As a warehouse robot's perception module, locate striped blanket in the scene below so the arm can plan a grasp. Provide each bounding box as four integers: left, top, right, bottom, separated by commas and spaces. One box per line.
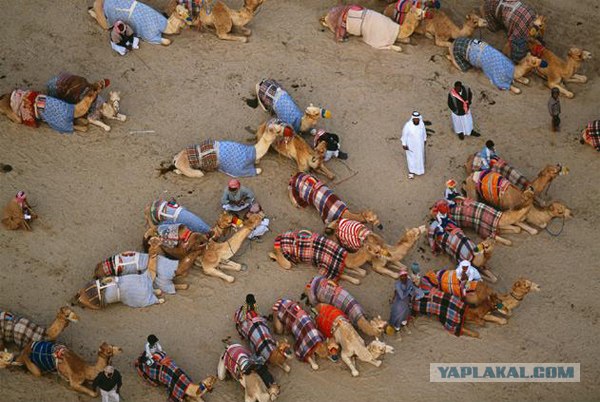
335, 218, 372, 252
0, 311, 46, 349
235, 315, 276, 362
428, 221, 479, 264
306, 276, 365, 325
185, 139, 218, 171
257, 79, 303, 133
315, 304, 347, 338
412, 288, 465, 336
473, 170, 510, 207
104, 0, 167, 44
9, 89, 39, 127
29, 341, 66, 373
272, 299, 324, 361
421, 269, 477, 298
222, 344, 254, 380
36, 95, 75, 133
467, 39, 515, 91
583, 120, 600, 151
157, 224, 182, 248
289, 172, 348, 225
450, 198, 502, 239
471, 154, 530, 190
274, 230, 347, 282
135, 351, 194, 402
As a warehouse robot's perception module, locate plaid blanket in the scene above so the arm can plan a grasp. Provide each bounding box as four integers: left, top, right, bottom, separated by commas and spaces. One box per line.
336, 218, 371, 252
236, 316, 277, 362
135, 352, 193, 402
306, 276, 365, 325
315, 304, 347, 338
467, 39, 515, 90
104, 0, 168, 44
584, 120, 600, 151
185, 139, 217, 171
30, 341, 66, 372
428, 221, 478, 264
222, 344, 254, 380
452, 37, 473, 72
37, 95, 75, 133
272, 299, 324, 361
473, 170, 510, 207
450, 198, 501, 239
483, 0, 537, 61
391, 0, 435, 24
0, 311, 46, 349
274, 230, 347, 282
289, 172, 348, 224
257, 79, 303, 133
412, 288, 465, 336
217, 141, 258, 177
157, 224, 182, 248
471, 154, 529, 190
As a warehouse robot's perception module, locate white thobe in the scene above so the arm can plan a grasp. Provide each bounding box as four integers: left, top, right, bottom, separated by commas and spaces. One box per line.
100, 388, 120, 402
401, 118, 427, 175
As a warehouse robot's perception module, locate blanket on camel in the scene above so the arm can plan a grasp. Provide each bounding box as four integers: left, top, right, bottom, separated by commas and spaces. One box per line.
235, 315, 277, 362
9, 89, 39, 127
306, 276, 365, 325
272, 299, 324, 361
583, 120, 600, 151
473, 170, 511, 207
450, 198, 502, 239
412, 288, 466, 336
471, 153, 529, 190
315, 304, 347, 338
29, 341, 66, 373
346, 8, 400, 50
421, 269, 477, 298
428, 221, 479, 264
257, 79, 303, 133
335, 218, 372, 252
289, 172, 348, 224
104, 0, 167, 44
0, 311, 46, 349
135, 351, 195, 402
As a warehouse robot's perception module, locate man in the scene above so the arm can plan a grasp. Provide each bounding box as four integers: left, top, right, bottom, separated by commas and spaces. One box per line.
444, 179, 461, 206
221, 179, 258, 217
456, 260, 482, 288
548, 87, 561, 132
2, 191, 38, 230
448, 81, 480, 140
387, 267, 424, 335
401, 111, 427, 179
92, 366, 122, 402
311, 128, 348, 161
478, 140, 497, 170
144, 334, 163, 366
109, 21, 139, 56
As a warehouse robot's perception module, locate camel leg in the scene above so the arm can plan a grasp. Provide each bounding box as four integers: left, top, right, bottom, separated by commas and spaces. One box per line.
365, 357, 383, 368
341, 353, 359, 377
317, 164, 336, 180
216, 31, 248, 43
69, 382, 98, 397
370, 262, 401, 279
306, 355, 319, 371
387, 261, 409, 271
73, 122, 89, 132
461, 327, 480, 338
446, 48, 463, 72
89, 0, 109, 30
479, 267, 498, 283
549, 83, 574, 98
340, 274, 361, 285
199, 263, 235, 283
565, 74, 587, 84
434, 37, 453, 48
18, 349, 42, 377
273, 316, 285, 335
174, 152, 205, 178
161, 38, 172, 46
514, 76, 530, 85
509, 85, 522, 94
269, 249, 292, 270
237, 25, 252, 36
493, 235, 512, 246
255, 167, 262, 175
218, 259, 243, 271
108, 113, 127, 122
515, 222, 539, 235
483, 313, 507, 325
287, 186, 299, 208
498, 225, 522, 234
345, 266, 367, 277
174, 283, 189, 290
277, 362, 291, 373
88, 118, 111, 132
217, 354, 227, 380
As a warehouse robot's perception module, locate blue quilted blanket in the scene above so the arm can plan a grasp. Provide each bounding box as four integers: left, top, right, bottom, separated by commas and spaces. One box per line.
30, 341, 61, 372
216, 141, 257, 177
38, 96, 75, 133
104, 0, 167, 44
467, 39, 515, 91
273, 91, 303, 133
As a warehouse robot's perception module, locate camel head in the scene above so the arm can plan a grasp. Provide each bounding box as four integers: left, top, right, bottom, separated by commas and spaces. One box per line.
92, 78, 110, 92
368, 316, 388, 336
98, 342, 123, 362
217, 211, 235, 229
568, 47, 592, 62
360, 210, 383, 230
521, 52, 543, 69
465, 12, 488, 29
305, 104, 330, 122
408, 5, 426, 21
398, 225, 426, 245
367, 339, 394, 359
187, 376, 218, 398
512, 278, 541, 295
275, 339, 293, 360
244, 0, 265, 14
539, 164, 568, 180
58, 306, 79, 323
476, 238, 495, 257
365, 243, 390, 259
529, 15, 546, 38
0, 350, 15, 368
242, 371, 278, 402
313, 342, 330, 359
172, 4, 190, 21
320, 14, 333, 32
547, 202, 573, 219
244, 213, 263, 230
263, 121, 286, 143
148, 236, 163, 250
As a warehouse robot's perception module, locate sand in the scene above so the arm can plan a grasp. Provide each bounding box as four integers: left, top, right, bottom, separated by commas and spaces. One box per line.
0, 0, 599, 401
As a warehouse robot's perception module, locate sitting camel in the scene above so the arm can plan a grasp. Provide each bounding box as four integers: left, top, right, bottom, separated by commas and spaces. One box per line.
525, 201, 573, 230
256, 120, 335, 180
269, 229, 388, 285
581, 121, 600, 152
194, 213, 263, 283
89, 0, 188, 46
136, 351, 217, 402
272, 299, 330, 370
0, 86, 101, 133
322, 4, 424, 52
303, 276, 387, 337
0, 307, 79, 350
288, 172, 382, 227
529, 41, 592, 98
218, 344, 280, 402
314, 304, 394, 377
370, 225, 426, 279
161, 121, 284, 178
447, 38, 543, 94
416, 11, 488, 48
2, 191, 38, 231
0, 350, 16, 368
17, 341, 122, 397
497, 278, 540, 316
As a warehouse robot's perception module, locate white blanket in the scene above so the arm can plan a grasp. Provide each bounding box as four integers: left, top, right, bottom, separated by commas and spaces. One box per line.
347, 9, 400, 49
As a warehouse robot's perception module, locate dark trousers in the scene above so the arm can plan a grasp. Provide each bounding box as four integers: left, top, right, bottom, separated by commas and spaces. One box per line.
552, 115, 561, 131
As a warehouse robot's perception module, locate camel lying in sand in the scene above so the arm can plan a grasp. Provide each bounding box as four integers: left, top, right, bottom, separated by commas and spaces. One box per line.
218, 343, 280, 402
416, 11, 487, 47
303, 276, 387, 337
17, 341, 122, 397
0, 307, 79, 350
525, 201, 573, 230
269, 229, 388, 285
2, 193, 38, 231
498, 278, 540, 316
529, 41, 592, 98
314, 304, 394, 377
162, 121, 284, 178
448, 38, 542, 94
89, 0, 188, 45
167, 0, 266, 43
256, 121, 335, 180
194, 214, 262, 283
370, 226, 426, 279
288, 172, 382, 227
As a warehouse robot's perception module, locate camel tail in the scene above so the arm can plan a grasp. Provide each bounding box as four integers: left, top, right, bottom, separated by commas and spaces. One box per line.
157, 162, 176, 176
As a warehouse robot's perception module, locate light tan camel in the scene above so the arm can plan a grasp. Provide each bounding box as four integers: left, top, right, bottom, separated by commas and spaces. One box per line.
256, 121, 335, 180
17, 341, 122, 397
371, 226, 426, 279
525, 201, 573, 229
497, 278, 540, 316
88, 91, 127, 132
193, 214, 262, 283
89, 0, 189, 46
529, 42, 592, 98
417, 11, 488, 47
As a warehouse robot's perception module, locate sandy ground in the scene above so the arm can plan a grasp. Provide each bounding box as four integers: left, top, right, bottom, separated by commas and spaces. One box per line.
1, 0, 599, 401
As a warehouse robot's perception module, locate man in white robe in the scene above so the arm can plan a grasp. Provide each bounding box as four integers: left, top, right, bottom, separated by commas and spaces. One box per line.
401, 111, 427, 179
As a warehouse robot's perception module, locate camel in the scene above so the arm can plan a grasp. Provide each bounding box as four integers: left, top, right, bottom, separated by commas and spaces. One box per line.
85, 91, 127, 132
218, 344, 280, 402
0, 306, 79, 350
447, 37, 543, 94
288, 172, 382, 227
529, 42, 592, 98
2, 193, 38, 231
161, 121, 284, 178
497, 278, 540, 316
525, 201, 573, 230
314, 304, 394, 377
581, 121, 600, 152
0, 86, 101, 133
370, 226, 426, 279
416, 11, 488, 48
16, 341, 122, 397
0, 350, 16, 368
256, 121, 335, 180
193, 213, 263, 283
89, 0, 189, 46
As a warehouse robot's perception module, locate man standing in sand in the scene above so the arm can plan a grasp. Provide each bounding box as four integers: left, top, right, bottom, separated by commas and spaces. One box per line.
448, 81, 480, 140
401, 111, 427, 179
548, 87, 561, 132
92, 366, 122, 402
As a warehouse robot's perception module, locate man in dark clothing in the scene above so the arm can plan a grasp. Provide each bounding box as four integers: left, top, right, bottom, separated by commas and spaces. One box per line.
448, 81, 480, 140
93, 365, 122, 402
548, 87, 561, 132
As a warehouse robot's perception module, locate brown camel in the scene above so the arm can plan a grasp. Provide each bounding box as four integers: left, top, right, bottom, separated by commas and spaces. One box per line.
0, 350, 16, 368
17, 341, 122, 397
462, 293, 508, 337
417, 11, 488, 47
497, 278, 540, 316
256, 121, 335, 180
371, 225, 426, 279
1, 194, 38, 231
193, 213, 262, 283
525, 201, 573, 229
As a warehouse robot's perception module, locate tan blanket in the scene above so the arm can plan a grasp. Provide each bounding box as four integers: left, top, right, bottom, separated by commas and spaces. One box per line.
347, 9, 400, 49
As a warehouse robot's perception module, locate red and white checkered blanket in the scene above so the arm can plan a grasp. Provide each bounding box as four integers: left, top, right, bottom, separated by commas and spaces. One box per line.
335, 218, 372, 252
306, 276, 365, 325
222, 344, 254, 380
135, 352, 194, 402
235, 313, 277, 362
584, 120, 600, 151
272, 299, 324, 361
450, 198, 502, 239
0, 311, 47, 349
289, 172, 348, 224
